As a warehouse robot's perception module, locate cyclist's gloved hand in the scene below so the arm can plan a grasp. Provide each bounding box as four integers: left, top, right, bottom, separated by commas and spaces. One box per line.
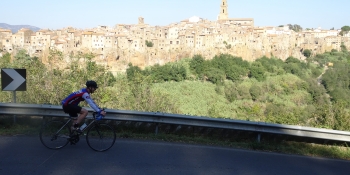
95, 110, 105, 120
95, 114, 103, 120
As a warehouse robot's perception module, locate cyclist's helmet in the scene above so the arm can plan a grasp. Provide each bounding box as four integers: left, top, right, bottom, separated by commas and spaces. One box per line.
86, 80, 98, 88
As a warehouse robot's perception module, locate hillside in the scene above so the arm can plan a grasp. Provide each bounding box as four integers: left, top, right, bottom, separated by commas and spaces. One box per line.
1, 50, 350, 132
0, 23, 40, 33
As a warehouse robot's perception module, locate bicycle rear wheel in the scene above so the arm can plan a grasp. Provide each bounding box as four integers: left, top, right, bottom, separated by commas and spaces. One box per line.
86, 123, 116, 152
40, 120, 70, 149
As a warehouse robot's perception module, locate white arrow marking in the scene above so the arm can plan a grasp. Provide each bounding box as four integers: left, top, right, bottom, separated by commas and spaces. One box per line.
3, 69, 25, 91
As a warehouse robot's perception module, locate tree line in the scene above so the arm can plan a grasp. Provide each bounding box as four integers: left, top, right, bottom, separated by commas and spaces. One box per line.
1, 46, 350, 131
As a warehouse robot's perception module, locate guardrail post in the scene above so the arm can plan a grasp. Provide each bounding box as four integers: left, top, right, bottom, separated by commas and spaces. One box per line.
155, 123, 159, 135
13, 91, 17, 124
257, 133, 261, 143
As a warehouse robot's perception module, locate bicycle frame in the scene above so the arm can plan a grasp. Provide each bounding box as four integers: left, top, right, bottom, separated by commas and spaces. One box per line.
51, 119, 72, 140
78, 119, 97, 133
51, 117, 97, 136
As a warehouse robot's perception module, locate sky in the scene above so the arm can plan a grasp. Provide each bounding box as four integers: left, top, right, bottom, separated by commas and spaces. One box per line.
1, 0, 349, 30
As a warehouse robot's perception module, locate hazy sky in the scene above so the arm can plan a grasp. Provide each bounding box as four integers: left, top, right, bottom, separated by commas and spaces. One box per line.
1, 0, 349, 30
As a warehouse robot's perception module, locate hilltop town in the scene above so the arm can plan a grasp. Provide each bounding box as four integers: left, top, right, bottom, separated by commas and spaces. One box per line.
1, 0, 349, 73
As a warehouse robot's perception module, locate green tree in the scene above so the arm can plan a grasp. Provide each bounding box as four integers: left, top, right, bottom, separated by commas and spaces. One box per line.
149, 64, 187, 82
15, 49, 30, 60
211, 54, 249, 81
256, 56, 285, 75
340, 43, 348, 52
249, 62, 266, 81
305, 78, 328, 104
340, 26, 350, 36
126, 63, 143, 81
226, 65, 247, 81
302, 49, 312, 58
249, 85, 261, 101
14, 49, 32, 66
204, 68, 225, 85
287, 24, 303, 32
224, 83, 238, 102
283, 63, 302, 77
0, 52, 11, 67
189, 54, 207, 76
332, 101, 350, 131
321, 61, 350, 104
285, 56, 301, 64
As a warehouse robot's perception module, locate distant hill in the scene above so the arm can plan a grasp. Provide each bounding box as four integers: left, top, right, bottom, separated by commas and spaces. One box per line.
0, 23, 41, 33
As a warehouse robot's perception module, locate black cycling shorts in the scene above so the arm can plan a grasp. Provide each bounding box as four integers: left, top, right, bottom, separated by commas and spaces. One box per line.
62, 105, 82, 117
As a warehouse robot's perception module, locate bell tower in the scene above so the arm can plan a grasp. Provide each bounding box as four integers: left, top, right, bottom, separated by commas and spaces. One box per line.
218, 0, 228, 20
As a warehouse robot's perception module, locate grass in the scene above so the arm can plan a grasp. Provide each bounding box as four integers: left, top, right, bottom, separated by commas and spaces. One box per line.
1, 116, 350, 160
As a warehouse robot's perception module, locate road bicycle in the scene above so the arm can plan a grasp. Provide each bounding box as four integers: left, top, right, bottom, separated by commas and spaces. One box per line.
39, 111, 116, 152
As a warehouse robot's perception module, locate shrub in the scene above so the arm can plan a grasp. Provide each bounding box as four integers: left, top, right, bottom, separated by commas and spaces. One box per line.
145, 40, 154, 47
303, 49, 312, 58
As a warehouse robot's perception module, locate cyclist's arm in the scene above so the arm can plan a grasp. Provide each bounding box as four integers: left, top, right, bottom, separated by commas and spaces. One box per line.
82, 92, 101, 112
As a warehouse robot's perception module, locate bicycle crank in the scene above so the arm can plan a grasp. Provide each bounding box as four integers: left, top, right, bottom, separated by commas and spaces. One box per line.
69, 134, 80, 145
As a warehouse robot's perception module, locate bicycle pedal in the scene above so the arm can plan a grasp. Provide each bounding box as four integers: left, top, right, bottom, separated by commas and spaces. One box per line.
68, 134, 80, 145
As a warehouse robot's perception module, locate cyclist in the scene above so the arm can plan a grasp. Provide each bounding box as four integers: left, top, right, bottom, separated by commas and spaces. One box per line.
61, 80, 106, 132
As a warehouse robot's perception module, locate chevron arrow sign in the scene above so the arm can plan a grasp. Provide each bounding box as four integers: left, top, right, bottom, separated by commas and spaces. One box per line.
1, 69, 26, 91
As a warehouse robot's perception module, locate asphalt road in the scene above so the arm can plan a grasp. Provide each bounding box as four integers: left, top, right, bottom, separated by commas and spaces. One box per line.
0, 136, 349, 175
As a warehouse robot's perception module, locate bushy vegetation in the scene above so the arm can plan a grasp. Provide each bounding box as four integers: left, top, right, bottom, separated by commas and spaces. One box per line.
1, 48, 350, 131
145, 40, 154, 47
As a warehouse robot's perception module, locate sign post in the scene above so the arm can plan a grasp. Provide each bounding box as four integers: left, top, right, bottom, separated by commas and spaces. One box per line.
1, 68, 27, 124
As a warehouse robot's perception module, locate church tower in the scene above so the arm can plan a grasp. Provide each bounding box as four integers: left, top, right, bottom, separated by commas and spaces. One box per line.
218, 0, 229, 20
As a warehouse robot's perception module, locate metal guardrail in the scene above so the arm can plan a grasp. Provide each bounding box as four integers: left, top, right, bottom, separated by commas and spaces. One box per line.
1, 102, 350, 143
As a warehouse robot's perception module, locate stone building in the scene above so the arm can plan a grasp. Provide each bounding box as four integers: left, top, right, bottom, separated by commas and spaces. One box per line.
218, 0, 229, 20
0, 28, 13, 52
1, 0, 349, 73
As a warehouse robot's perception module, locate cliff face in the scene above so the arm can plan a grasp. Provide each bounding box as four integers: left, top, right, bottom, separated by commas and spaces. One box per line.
75, 40, 344, 74
103, 35, 349, 74
92, 35, 341, 74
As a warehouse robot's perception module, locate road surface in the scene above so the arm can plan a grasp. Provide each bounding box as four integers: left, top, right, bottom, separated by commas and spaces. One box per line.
0, 136, 349, 175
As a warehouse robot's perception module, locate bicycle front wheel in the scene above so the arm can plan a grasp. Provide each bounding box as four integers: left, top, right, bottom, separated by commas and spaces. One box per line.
86, 123, 116, 152
40, 120, 70, 149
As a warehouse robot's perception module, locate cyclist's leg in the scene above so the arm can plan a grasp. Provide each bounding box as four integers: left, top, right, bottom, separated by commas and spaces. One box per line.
63, 105, 86, 129
75, 108, 88, 126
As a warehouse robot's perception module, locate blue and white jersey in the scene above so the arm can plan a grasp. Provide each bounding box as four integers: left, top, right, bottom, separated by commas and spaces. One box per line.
61, 88, 101, 112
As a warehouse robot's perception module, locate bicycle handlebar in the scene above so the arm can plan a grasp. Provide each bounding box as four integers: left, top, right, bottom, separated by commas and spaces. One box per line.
92, 108, 105, 120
